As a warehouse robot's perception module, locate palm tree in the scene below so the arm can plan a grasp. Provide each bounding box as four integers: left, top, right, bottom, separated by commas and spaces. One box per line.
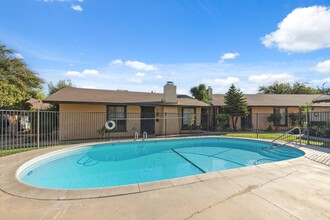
190, 84, 210, 103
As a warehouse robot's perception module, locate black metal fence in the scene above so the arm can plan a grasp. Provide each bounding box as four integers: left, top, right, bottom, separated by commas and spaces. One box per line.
1, 110, 330, 156
1, 110, 59, 156
211, 111, 330, 148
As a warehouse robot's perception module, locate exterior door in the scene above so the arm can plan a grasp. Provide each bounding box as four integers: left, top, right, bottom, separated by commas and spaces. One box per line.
141, 107, 155, 135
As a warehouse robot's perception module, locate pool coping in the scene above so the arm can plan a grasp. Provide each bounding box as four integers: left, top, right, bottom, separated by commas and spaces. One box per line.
0, 136, 328, 201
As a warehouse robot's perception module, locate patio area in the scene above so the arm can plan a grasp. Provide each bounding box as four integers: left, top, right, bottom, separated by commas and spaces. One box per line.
0, 142, 329, 220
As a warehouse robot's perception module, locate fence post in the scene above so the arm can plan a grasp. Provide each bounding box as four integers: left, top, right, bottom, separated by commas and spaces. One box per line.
37, 109, 40, 149
164, 112, 167, 138
256, 113, 259, 139
206, 112, 209, 133
307, 110, 310, 145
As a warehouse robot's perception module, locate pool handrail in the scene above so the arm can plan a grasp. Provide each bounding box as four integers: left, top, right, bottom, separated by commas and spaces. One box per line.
134, 132, 139, 141
143, 132, 147, 141
270, 127, 301, 148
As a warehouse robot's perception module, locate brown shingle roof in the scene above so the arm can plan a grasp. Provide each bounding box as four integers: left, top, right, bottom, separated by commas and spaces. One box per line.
44, 87, 209, 107
26, 98, 51, 110
211, 94, 330, 107
313, 95, 330, 103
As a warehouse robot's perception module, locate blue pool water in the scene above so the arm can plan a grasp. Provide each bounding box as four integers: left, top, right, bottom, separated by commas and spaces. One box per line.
17, 138, 304, 189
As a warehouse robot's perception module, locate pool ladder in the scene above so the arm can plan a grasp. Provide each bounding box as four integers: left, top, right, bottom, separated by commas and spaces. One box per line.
143, 132, 148, 141
134, 131, 147, 141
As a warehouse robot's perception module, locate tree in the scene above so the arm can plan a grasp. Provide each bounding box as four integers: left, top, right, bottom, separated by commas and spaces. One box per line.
292, 82, 319, 94
267, 113, 282, 131
48, 79, 74, 95
258, 82, 292, 94
317, 83, 330, 95
258, 81, 320, 94
0, 44, 44, 109
216, 113, 229, 130
190, 84, 210, 103
223, 84, 248, 131
46, 79, 74, 111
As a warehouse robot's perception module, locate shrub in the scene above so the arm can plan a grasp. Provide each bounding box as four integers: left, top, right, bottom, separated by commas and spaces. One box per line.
216, 113, 229, 130
266, 124, 273, 132
288, 113, 301, 127
97, 126, 107, 137
267, 113, 282, 124
310, 121, 327, 127
267, 113, 282, 131
310, 121, 330, 138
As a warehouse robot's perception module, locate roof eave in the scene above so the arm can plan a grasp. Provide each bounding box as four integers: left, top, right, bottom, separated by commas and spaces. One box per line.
43, 100, 209, 107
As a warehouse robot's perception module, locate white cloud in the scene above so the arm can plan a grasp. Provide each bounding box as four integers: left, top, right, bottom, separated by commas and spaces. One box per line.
71, 4, 83, 11
248, 73, 299, 84
125, 60, 158, 71
219, 52, 239, 62
316, 60, 330, 74
14, 53, 23, 59
47, 60, 314, 96
65, 71, 84, 77
42, 0, 84, 10
82, 69, 99, 75
240, 86, 258, 94
129, 78, 143, 83
110, 59, 123, 65
81, 85, 96, 89
109, 59, 158, 71
261, 6, 330, 53
135, 72, 145, 77
214, 77, 240, 86
310, 78, 330, 85
65, 69, 99, 77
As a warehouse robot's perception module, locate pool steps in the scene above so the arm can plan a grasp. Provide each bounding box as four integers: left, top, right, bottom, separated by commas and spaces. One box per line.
260, 146, 302, 159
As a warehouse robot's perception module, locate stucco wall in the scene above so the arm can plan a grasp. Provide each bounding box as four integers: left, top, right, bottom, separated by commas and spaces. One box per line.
163, 106, 181, 135
313, 107, 330, 111
59, 104, 105, 141
250, 107, 293, 130
249, 106, 330, 130
58, 104, 202, 140
59, 104, 144, 140
154, 106, 164, 135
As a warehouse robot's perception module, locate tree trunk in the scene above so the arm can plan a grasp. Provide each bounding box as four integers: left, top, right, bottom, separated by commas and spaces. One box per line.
231, 116, 236, 131
234, 116, 239, 131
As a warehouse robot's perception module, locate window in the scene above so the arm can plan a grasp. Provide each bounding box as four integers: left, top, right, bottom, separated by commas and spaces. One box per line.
274, 107, 287, 126
182, 107, 196, 129
107, 106, 126, 132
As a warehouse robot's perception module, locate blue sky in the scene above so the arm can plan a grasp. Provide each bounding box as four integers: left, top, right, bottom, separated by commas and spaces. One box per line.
1, 0, 330, 94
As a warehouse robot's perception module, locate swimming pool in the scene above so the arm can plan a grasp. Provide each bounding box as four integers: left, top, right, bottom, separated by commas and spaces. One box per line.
17, 138, 304, 189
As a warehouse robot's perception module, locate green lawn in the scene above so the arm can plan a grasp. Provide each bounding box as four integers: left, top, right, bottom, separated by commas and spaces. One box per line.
0, 147, 38, 157
224, 133, 283, 139
222, 132, 330, 148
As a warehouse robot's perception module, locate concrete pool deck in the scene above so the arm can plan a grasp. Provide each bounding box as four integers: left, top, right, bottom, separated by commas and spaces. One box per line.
0, 138, 329, 219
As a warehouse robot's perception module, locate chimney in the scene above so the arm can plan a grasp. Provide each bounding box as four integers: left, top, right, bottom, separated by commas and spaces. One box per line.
207, 86, 213, 100
163, 81, 177, 103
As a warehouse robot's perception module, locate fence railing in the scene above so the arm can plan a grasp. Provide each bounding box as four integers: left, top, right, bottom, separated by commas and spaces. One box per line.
1, 110, 330, 156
